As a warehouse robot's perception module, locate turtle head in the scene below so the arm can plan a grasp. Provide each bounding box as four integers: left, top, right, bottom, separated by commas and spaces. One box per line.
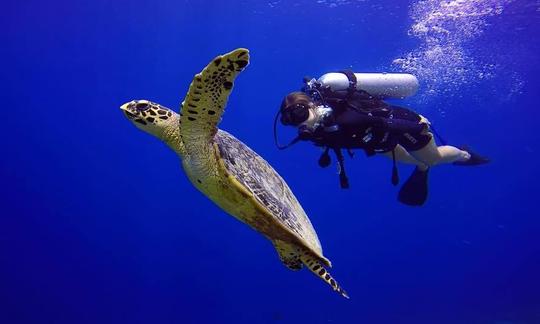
120, 100, 179, 140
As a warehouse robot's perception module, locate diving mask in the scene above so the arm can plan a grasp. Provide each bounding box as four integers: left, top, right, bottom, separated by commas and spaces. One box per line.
298, 105, 333, 132
280, 103, 310, 126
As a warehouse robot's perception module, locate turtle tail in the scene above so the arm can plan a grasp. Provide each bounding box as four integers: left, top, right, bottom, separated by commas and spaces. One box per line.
300, 252, 349, 299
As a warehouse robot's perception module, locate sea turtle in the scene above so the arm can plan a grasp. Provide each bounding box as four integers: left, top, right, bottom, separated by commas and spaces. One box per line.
120, 48, 348, 298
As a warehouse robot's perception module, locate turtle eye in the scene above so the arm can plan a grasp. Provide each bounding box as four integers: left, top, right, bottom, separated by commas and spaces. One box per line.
135, 102, 150, 111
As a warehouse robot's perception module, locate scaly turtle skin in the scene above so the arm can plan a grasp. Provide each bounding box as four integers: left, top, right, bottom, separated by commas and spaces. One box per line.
120, 48, 348, 298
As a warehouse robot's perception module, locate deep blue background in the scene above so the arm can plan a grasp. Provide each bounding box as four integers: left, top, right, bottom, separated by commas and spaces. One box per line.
2, 0, 539, 323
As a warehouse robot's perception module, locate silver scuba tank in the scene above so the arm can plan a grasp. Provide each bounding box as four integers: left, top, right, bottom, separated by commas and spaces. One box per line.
317, 72, 419, 99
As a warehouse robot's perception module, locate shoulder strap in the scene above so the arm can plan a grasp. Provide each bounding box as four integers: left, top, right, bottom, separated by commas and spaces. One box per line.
340, 71, 390, 113
338, 70, 357, 98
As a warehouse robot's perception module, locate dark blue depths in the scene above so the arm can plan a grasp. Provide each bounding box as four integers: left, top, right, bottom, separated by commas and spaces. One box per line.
1, 0, 539, 323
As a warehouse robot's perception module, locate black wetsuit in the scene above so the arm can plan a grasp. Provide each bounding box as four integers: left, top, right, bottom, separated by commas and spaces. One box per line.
305, 87, 432, 154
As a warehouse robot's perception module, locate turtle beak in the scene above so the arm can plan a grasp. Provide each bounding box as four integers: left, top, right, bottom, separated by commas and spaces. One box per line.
120, 101, 138, 120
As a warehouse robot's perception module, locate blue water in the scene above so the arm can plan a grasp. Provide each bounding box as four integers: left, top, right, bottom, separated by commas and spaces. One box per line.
2, 0, 539, 323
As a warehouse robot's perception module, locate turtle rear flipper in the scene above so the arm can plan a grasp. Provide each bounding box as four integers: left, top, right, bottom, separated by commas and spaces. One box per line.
274, 241, 348, 298
273, 240, 303, 270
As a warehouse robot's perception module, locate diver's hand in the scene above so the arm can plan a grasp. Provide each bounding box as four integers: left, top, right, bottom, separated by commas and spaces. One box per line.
418, 114, 431, 135
298, 125, 314, 140
418, 114, 431, 126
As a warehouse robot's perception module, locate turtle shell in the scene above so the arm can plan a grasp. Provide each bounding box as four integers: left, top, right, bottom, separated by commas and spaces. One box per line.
214, 129, 323, 256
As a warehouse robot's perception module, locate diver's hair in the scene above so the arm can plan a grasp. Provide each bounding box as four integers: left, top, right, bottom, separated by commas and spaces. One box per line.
280, 92, 315, 111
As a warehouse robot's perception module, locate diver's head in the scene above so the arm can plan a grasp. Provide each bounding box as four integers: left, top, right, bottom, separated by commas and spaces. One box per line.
274, 92, 331, 149
120, 100, 178, 140
280, 92, 317, 127
279, 92, 332, 133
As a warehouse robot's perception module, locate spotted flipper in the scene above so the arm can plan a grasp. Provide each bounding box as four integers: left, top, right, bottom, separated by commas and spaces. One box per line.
301, 252, 349, 299
179, 48, 249, 147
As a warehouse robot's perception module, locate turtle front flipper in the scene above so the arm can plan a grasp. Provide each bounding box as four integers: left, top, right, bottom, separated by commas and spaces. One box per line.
179, 48, 250, 151
301, 252, 349, 299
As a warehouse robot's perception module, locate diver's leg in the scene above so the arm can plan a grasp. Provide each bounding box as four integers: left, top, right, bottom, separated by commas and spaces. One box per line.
382, 145, 429, 170
388, 145, 430, 206
409, 137, 470, 166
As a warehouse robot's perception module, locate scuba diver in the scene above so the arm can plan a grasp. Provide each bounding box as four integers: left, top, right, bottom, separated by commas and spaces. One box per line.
274, 71, 489, 206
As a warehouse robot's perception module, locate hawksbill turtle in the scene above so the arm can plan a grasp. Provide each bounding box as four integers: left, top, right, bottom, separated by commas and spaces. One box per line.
120, 48, 348, 298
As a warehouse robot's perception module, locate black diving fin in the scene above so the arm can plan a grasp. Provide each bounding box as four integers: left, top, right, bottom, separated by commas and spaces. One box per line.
398, 167, 429, 206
